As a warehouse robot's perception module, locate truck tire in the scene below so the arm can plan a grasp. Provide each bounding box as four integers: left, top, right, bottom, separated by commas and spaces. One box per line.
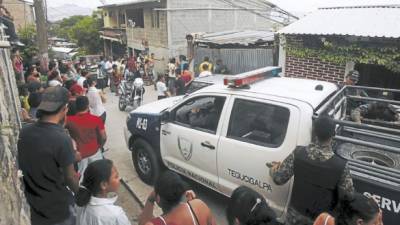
336, 143, 400, 170
118, 95, 127, 111
132, 139, 161, 185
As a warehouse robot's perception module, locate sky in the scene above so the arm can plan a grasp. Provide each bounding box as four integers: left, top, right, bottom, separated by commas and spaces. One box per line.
48, 0, 400, 12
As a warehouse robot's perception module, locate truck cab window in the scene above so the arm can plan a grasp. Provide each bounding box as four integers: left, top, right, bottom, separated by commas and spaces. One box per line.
227, 99, 290, 147
174, 96, 226, 133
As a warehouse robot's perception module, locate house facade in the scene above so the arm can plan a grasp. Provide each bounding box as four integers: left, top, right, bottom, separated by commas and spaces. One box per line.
279, 5, 400, 93
100, 0, 295, 73
3, 0, 35, 31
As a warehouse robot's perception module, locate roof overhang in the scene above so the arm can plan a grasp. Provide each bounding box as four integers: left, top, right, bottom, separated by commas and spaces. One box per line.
99, 29, 125, 43
100, 35, 123, 43
279, 5, 400, 39
98, 0, 159, 9
191, 30, 276, 48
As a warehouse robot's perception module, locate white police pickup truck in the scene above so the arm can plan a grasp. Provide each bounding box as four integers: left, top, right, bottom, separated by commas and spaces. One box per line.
125, 67, 400, 224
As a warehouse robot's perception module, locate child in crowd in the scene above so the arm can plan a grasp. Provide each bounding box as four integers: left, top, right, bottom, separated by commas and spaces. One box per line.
156, 75, 170, 100
76, 159, 131, 225
226, 186, 278, 225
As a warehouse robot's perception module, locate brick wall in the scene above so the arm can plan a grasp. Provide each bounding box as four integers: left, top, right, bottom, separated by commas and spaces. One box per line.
285, 54, 346, 84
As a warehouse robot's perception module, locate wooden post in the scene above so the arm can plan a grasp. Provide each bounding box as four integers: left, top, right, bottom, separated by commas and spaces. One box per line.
33, 0, 49, 73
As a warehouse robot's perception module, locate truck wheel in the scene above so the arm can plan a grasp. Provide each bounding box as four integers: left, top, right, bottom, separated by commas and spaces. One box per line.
132, 139, 160, 185
337, 143, 400, 169
118, 95, 127, 111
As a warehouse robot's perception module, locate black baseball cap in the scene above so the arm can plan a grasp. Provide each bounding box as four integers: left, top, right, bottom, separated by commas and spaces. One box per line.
37, 86, 69, 112
27, 81, 42, 93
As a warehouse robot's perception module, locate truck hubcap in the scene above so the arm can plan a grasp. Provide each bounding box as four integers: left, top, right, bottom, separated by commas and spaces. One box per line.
352, 151, 395, 168
138, 151, 151, 174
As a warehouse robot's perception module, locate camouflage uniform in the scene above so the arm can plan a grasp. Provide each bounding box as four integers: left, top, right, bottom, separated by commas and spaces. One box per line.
269, 142, 354, 225
351, 103, 400, 123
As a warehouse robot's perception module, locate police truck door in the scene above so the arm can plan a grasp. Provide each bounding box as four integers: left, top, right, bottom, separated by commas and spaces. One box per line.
218, 96, 300, 217
160, 94, 228, 190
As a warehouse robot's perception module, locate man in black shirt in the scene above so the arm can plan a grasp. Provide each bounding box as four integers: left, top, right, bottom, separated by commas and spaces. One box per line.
18, 86, 79, 225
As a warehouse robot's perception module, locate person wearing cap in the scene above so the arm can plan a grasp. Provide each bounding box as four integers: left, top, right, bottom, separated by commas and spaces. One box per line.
66, 96, 107, 178
18, 86, 80, 225
343, 70, 368, 117
344, 70, 359, 86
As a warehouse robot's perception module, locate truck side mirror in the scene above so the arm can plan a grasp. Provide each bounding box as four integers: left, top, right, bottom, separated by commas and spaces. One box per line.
161, 111, 171, 123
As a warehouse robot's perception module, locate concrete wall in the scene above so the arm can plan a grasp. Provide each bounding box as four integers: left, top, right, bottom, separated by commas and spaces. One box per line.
0, 44, 30, 225
126, 8, 168, 49
3, 0, 35, 31
126, 1, 169, 73
167, 0, 273, 56
103, 9, 119, 28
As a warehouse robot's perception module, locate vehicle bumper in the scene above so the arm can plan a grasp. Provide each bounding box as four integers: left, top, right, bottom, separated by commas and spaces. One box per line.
124, 126, 132, 149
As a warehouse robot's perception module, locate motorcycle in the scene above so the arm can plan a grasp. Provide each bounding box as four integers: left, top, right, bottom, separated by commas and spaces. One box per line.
118, 76, 145, 111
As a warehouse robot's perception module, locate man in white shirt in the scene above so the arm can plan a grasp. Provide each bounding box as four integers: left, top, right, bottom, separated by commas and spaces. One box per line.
104, 57, 113, 87
156, 76, 170, 100
167, 58, 176, 95
77, 70, 89, 88
86, 77, 107, 123
198, 64, 212, 78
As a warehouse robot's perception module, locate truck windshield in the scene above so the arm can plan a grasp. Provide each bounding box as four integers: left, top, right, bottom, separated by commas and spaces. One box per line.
185, 81, 213, 94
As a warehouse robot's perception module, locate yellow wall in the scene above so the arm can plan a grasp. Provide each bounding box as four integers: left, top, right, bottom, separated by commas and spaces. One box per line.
103, 8, 119, 28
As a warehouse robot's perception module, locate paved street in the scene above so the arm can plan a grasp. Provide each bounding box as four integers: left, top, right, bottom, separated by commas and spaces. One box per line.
116, 183, 143, 224
103, 86, 229, 225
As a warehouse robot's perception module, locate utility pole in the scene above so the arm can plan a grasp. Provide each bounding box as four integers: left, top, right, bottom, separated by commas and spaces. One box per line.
33, 0, 49, 73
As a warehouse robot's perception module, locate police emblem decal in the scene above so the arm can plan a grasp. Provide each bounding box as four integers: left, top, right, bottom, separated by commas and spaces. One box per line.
178, 137, 193, 161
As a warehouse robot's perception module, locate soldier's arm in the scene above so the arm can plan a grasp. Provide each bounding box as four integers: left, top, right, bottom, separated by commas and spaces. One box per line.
269, 152, 295, 185
338, 163, 355, 194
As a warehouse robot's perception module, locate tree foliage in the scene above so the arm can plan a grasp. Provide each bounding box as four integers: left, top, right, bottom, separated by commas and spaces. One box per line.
285, 35, 400, 73
49, 12, 103, 55
68, 15, 103, 54
49, 15, 86, 39
17, 24, 38, 64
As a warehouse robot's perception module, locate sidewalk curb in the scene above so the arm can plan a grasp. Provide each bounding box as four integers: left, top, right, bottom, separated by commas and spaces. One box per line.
121, 178, 145, 209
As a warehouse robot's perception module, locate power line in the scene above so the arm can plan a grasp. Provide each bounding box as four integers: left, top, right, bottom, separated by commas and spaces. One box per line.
217, 0, 286, 25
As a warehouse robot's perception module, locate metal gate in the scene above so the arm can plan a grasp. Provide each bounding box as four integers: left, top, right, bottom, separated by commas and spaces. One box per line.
194, 47, 274, 74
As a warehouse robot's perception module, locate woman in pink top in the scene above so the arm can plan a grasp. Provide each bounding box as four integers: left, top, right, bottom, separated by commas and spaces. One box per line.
12, 49, 24, 82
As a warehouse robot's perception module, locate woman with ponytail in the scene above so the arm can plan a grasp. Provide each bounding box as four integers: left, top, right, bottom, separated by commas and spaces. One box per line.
226, 186, 278, 225
76, 159, 131, 225
313, 192, 383, 225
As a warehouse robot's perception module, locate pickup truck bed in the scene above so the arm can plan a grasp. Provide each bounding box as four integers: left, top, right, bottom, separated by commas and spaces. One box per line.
315, 85, 400, 224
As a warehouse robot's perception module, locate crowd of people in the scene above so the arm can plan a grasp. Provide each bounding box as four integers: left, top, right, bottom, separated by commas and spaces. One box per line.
155, 55, 230, 99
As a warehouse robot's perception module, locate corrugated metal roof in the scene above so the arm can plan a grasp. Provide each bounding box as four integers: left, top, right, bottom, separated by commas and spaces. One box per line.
99, 0, 157, 8
193, 30, 275, 46
51, 47, 75, 53
279, 5, 400, 38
